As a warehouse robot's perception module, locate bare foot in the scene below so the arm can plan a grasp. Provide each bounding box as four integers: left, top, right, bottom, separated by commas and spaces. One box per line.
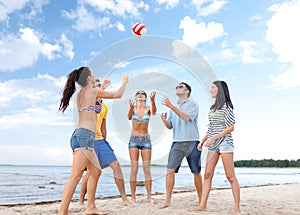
86, 207, 107, 215
159, 202, 170, 209
122, 199, 132, 207
188, 206, 206, 212
131, 197, 136, 203
77, 200, 84, 205
233, 211, 241, 215
147, 198, 157, 204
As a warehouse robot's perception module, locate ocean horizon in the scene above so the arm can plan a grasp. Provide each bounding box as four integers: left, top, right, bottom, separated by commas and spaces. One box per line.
1, 164, 300, 205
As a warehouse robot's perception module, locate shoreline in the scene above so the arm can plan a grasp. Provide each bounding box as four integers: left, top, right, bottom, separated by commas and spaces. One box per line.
0, 183, 276, 207
1, 183, 300, 214
0, 182, 295, 207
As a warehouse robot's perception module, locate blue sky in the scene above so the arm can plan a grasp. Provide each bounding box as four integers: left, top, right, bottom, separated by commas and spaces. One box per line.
0, 0, 299, 165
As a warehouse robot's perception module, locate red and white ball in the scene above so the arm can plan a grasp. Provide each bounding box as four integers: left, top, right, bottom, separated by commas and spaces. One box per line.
132, 22, 147, 37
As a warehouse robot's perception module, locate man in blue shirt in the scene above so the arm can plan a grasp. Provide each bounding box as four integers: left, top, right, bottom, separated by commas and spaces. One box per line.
160, 82, 202, 209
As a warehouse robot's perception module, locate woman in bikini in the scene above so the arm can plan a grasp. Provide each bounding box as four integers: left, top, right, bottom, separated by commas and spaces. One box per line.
58, 66, 128, 215
127, 90, 156, 203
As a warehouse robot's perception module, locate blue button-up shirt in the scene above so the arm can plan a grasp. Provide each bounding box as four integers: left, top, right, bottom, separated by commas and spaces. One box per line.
167, 98, 199, 142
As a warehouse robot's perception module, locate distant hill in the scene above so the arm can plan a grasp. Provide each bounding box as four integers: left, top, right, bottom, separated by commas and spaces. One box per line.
234, 159, 300, 167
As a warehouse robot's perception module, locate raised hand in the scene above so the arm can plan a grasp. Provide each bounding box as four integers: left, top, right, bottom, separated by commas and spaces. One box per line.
161, 96, 172, 108
101, 79, 110, 90
129, 99, 135, 109
122, 74, 129, 84
150, 91, 156, 102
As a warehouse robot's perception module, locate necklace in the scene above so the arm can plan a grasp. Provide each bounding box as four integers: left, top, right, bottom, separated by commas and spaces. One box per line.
211, 106, 218, 117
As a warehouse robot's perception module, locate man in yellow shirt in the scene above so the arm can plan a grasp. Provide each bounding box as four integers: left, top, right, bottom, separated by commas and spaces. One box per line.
78, 80, 131, 206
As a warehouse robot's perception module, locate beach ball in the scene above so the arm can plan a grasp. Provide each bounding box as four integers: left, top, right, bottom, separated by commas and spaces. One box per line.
132, 22, 147, 37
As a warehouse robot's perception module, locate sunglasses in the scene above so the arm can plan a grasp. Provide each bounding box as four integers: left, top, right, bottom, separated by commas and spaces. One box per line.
136, 91, 146, 96
176, 85, 185, 90
93, 83, 101, 88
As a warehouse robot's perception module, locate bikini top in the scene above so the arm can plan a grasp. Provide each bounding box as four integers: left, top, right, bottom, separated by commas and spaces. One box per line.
78, 85, 101, 114
132, 109, 150, 122
78, 101, 101, 113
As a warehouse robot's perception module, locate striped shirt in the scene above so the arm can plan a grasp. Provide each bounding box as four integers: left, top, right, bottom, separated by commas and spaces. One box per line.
207, 104, 235, 149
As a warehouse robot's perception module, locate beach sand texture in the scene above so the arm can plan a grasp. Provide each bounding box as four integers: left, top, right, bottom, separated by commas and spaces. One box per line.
0, 183, 299, 215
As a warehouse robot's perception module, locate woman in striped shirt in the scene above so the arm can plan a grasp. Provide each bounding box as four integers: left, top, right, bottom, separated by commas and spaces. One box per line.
190, 81, 241, 215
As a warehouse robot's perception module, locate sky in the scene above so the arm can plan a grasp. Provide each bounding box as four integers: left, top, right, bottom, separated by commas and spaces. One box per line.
0, 0, 300, 166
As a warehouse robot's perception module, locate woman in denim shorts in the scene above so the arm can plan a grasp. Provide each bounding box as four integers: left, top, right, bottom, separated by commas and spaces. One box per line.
58, 66, 128, 215
190, 81, 241, 215
127, 90, 156, 203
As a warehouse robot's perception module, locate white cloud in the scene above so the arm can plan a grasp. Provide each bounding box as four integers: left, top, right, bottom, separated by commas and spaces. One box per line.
218, 41, 235, 60
63, 1, 150, 32
269, 61, 300, 90
0, 73, 66, 106
234, 121, 300, 161
239, 41, 263, 64
59, 34, 74, 60
266, 0, 300, 89
179, 16, 226, 47
0, 106, 72, 129
191, 0, 228, 16
156, 0, 179, 9
80, 0, 148, 18
138, 1, 150, 11
62, 5, 110, 32
0, 28, 72, 71
220, 48, 234, 59
0, 0, 48, 21
249, 14, 262, 22
116, 22, 125, 31
109, 21, 126, 32
0, 74, 73, 128
200, 47, 237, 67
20, 0, 49, 20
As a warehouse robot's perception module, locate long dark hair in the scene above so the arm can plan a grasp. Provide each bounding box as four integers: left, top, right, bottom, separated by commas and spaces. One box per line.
58, 67, 91, 112
211, 80, 233, 110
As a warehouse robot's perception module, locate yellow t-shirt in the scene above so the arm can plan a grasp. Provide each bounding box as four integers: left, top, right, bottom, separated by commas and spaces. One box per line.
95, 103, 108, 140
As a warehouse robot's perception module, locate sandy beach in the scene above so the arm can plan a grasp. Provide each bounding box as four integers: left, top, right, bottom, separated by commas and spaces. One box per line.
0, 183, 299, 215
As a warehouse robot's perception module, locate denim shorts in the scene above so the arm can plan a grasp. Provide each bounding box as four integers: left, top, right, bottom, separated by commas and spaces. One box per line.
128, 135, 152, 150
208, 138, 234, 153
167, 141, 201, 173
70, 128, 95, 152
94, 139, 117, 169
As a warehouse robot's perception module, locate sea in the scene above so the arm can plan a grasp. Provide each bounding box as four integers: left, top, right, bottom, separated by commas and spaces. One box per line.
0, 164, 300, 205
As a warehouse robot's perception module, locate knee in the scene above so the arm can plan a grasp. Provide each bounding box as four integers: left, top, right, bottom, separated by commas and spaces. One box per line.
89, 168, 102, 178
194, 173, 202, 179
131, 165, 138, 174
143, 166, 151, 176
97, 168, 102, 176
131, 162, 138, 169
204, 171, 214, 180
111, 162, 123, 176
111, 161, 121, 168
166, 168, 175, 176
226, 174, 237, 183
110, 161, 120, 171
70, 173, 82, 184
